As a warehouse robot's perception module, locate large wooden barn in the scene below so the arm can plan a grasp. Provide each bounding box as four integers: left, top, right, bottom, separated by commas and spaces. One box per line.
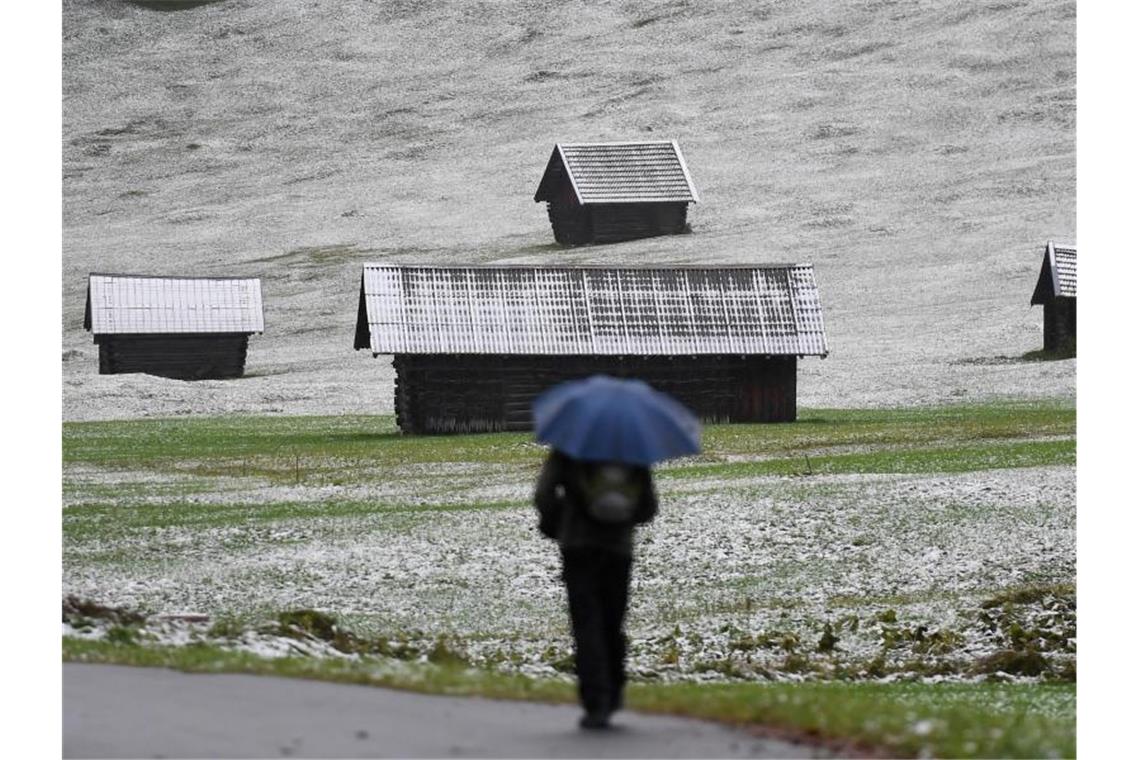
355, 265, 828, 434
84, 273, 264, 379
533, 141, 699, 245
1029, 241, 1076, 353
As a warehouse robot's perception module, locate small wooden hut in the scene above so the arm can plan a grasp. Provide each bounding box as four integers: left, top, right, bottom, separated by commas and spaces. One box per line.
84, 273, 264, 379
533, 141, 699, 245
355, 265, 828, 434
1029, 241, 1076, 353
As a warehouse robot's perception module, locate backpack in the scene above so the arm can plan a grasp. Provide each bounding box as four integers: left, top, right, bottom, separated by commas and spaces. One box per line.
578, 463, 643, 525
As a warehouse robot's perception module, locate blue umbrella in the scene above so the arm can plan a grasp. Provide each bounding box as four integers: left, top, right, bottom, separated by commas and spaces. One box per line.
532, 375, 701, 466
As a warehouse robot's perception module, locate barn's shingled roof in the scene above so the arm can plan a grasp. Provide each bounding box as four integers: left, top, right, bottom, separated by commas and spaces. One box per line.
84, 273, 265, 334
355, 265, 827, 357
534, 141, 699, 205
1030, 242, 1077, 304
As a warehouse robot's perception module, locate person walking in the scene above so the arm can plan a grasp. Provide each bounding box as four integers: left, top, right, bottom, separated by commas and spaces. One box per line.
530, 375, 701, 730
534, 450, 658, 728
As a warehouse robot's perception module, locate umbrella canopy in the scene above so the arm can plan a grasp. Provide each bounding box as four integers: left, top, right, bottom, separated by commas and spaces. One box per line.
532, 375, 701, 466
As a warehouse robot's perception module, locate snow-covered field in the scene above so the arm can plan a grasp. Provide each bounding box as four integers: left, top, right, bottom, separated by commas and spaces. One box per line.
63, 444, 1075, 681
62, 0, 1075, 420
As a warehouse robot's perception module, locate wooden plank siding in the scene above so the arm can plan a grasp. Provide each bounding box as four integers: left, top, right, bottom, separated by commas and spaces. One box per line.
393, 354, 796, 434
546, 196, 594, 245
1042, 298, 1076, 352
547, 200, 688, 244
94, 334, 250, 379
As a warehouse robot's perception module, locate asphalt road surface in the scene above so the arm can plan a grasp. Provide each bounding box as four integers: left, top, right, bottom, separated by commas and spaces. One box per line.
64, 664, 827, 758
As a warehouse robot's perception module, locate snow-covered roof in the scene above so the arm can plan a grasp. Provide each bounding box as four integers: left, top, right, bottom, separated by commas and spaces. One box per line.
355, 265, 827, 357
1030, 242, 1077, 304
85, 273, 265, 335
533, 141, 699, 205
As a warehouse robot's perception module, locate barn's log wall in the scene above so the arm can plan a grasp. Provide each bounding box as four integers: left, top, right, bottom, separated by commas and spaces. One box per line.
546, 202, 688, 245
1043, 297, 1076, 352
393, 354, 796, 435
547, 199, 593, 245
590, 203, 688, 243
95, 334, 250, 379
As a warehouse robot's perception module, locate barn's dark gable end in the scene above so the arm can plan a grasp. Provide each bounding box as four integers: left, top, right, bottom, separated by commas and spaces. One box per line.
356, 265, 827, 434
1030, 241, 1076, 353
534, 141, 699, 245
85, 273, 264, 379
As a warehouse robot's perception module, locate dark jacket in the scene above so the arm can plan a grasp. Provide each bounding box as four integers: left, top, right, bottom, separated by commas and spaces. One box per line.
533, 450, 658, 555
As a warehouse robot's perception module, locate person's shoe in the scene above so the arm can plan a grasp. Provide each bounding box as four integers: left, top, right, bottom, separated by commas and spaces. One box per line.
579, 711, 611, 730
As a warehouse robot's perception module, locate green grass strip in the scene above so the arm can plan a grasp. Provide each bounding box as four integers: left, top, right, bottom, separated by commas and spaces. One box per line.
65, 639, 1074, 758
63, 414, 540, 467
62, 402, 1074, 468
662, 438, 1075, 479
62, 402, 1075, 485
631, 680, 1075, 758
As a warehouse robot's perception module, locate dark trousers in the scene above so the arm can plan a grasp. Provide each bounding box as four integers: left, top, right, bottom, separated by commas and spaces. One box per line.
561, 547, 633, 715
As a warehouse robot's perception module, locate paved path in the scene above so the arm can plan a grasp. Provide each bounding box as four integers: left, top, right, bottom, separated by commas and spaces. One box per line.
64, 664, 826, 758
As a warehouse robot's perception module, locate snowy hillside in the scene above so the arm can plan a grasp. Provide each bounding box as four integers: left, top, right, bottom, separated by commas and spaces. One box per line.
62, 0, 1076, 419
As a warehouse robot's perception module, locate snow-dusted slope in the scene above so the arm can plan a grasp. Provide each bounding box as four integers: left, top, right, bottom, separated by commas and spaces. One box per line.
63, 0, 1075, 420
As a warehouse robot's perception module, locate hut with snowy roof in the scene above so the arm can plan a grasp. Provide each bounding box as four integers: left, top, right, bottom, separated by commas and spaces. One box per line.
534, 141, 699, 245
1030, 241, 1076, 353
84, 273, 264, 379
355, 264, 828, 434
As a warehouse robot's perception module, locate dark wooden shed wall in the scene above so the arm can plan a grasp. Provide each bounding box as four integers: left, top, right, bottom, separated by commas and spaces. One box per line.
392, 354, 797, 434
546, 198, 688, 244
1042, 297, 1076, 352
94, 333, 250, 380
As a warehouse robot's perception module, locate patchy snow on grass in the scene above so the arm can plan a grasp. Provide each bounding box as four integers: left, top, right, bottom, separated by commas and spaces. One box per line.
63, 463, 1074, 682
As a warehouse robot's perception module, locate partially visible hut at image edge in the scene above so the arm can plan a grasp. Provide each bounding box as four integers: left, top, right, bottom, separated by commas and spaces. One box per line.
1030, 241, 1076, 353
534, 141, 699, 244
355, 265, 828, 434
84, 273, 264, 379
